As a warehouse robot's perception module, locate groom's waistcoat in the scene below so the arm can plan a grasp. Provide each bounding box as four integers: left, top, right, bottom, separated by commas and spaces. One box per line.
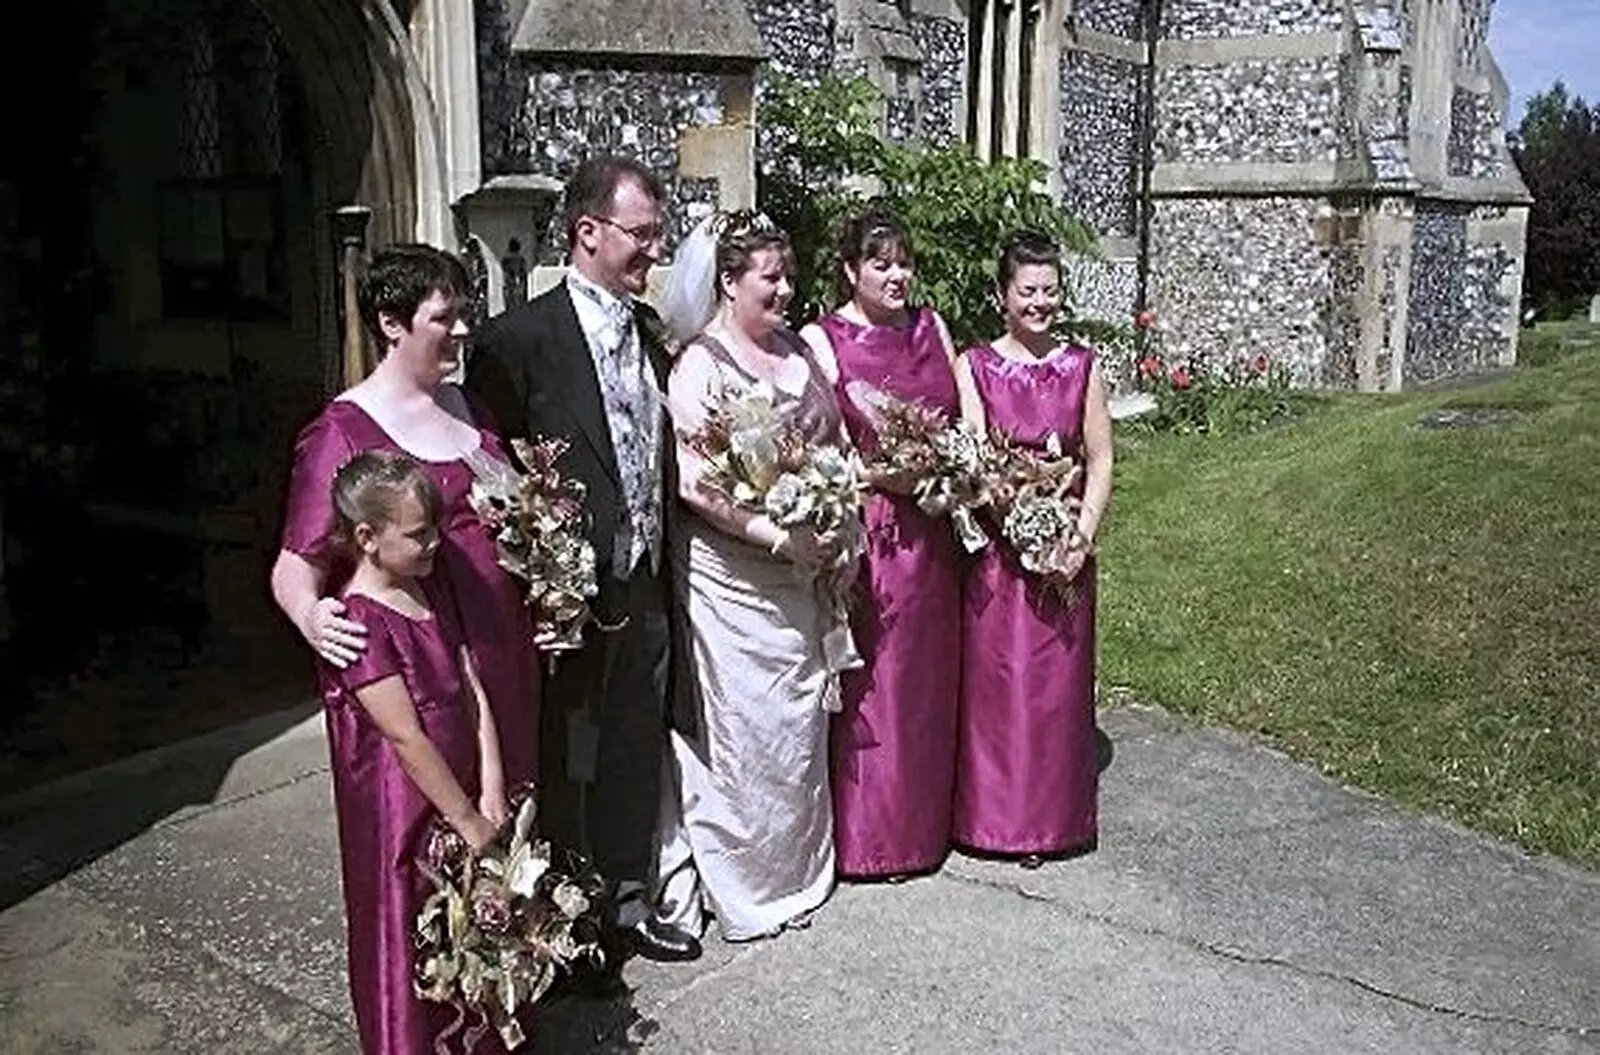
465, 280, 699, 733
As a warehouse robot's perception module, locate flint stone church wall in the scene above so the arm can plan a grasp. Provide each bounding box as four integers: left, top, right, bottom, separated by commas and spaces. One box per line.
911, 13, 966, 142
1156, 56, 1344, 165
1150, 197, 1343, 383
1161, 0, 1343, 38
1059, 49, 1141, 239
475, 0, 728, 262
745, 0, 836, 80
1141, 1, 1351, 382
1406, 201, 1516, 384
470, 0, 1526, 388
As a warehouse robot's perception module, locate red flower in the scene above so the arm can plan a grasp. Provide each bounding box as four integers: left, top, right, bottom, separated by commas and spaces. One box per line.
1169, 365, 1192, 390
1137, 355, 1163, 380
1252, 354, 1270, 376
1134, 309, 1157, 330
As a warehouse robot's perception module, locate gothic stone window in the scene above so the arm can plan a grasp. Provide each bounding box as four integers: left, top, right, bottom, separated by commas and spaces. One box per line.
156, 0, 297, 322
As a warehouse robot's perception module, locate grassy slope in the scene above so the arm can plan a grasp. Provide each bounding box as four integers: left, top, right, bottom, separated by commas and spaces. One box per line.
1099, 324, 1600, 867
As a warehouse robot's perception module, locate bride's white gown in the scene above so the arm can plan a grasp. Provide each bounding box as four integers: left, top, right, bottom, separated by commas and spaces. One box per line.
654, 337, 842, 941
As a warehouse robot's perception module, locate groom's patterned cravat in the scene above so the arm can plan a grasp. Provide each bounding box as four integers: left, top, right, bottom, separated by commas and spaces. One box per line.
568, 271, 663, 578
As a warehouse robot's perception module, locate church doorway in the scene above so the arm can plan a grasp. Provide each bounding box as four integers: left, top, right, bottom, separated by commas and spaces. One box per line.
0, 0, 417, 791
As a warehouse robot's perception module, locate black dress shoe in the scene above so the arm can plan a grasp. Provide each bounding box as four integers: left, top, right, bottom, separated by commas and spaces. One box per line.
555, 955, 629, 1000
622, 917, 703, 963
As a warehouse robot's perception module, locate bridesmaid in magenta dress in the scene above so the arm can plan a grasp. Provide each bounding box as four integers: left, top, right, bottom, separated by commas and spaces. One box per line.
954, 231, 1115, 865
801, 209, 983, 879
271, 246, 539, 790
319, 451, 507, 1054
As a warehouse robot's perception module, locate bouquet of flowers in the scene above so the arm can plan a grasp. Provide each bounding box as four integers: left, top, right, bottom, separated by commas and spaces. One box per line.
690, 381, 866, 568
688, 381, 866, 694
842, 380, 993, 552
414, 787, 606, 1052
987, 432, 1090, 599
465, 438, 603, 663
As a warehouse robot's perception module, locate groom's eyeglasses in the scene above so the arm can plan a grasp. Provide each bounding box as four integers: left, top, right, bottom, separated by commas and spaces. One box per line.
590, 215, 665, 246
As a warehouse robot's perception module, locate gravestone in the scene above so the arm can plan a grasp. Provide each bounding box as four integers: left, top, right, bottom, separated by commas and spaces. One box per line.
1588, 293, 1600, 324
1413, 407, 1527, 430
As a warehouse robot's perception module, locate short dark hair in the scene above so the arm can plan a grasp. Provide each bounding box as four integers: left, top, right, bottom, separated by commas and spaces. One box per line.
357, 244, 470, 344
996, 230, 1062, 290
562, 156, 666, 244
331, 450, 442, 552
833, 204, 914, 304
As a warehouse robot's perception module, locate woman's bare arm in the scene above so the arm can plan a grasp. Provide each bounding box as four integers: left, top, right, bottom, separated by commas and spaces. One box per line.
270, 549, 367, 667
353, 674, 498, 850
1075, 359, 1115, 546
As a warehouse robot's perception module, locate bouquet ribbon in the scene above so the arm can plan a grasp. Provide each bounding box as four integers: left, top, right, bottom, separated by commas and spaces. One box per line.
948, 505, 990, 554
818, 617, 862, 713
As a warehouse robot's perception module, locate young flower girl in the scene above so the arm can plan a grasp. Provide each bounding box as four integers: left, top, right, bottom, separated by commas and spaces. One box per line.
322, 450, 509, 1054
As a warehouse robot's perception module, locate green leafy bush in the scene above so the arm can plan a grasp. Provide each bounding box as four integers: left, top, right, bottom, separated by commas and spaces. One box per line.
758, 72, 1101, 349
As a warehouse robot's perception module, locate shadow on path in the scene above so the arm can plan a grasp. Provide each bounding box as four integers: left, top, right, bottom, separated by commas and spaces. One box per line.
0, 701, 320, 910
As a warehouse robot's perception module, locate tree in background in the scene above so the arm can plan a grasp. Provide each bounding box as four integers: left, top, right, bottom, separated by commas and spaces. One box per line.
757, 73, 1101, 349
1511, 81, 1600, 320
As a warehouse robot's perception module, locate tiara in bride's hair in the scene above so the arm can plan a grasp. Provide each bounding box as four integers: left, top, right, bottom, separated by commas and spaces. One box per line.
711, 208, 778, 242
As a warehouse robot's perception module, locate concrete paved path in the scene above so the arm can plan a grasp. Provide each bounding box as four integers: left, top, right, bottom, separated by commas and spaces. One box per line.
2, 703, 1596, 1054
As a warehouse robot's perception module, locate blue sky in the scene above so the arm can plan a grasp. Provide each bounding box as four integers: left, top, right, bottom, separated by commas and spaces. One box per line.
1488, 0, 1600, 126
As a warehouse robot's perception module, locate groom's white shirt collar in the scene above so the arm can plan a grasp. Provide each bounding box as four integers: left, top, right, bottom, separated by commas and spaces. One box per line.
566, 267, 633, 317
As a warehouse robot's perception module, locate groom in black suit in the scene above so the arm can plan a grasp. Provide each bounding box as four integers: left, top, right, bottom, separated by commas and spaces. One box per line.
467, 156, 700, 963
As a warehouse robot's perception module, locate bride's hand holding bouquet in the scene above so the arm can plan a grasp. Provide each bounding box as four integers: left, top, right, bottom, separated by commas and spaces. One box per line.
774, 524, 843, 569
685, 378, 868, 691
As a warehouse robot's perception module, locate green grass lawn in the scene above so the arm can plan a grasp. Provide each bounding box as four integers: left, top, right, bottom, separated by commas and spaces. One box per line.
1099, 321, 1600, 868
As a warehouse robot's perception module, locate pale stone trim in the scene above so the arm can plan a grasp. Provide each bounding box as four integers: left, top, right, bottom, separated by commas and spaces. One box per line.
1359, 203, 1414, 393
1032, 0, 1063, 190
1000, 0, 1024, 155
455, 175, 562, 314
365, 0, 451, 246
1428, 177, 1534, 204
511, 0, 765, 60
907, 0, 966, 21
1155, 31, 1346, 64
409, 0, 483, 211
1151, 160, 1352, 195
1071, 28, 1145, 67
1467, 205, 1529, 369
1097, 235, 1139, 259
1407, 0, 1454, 186
678, 125, 758, 210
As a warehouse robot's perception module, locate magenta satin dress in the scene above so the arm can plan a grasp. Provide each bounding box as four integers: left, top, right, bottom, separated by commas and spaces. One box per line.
280, 397, 539, 787
955, 344, 1098, 856
821, 308, 963, 878
322, 588, 483, 1055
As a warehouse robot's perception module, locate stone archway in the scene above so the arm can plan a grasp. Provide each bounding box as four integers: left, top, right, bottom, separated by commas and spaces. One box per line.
0, 0, 440, 787
255, 0, 427, 248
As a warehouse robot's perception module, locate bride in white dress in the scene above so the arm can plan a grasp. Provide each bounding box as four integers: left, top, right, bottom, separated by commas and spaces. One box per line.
652, 210, 854, 940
